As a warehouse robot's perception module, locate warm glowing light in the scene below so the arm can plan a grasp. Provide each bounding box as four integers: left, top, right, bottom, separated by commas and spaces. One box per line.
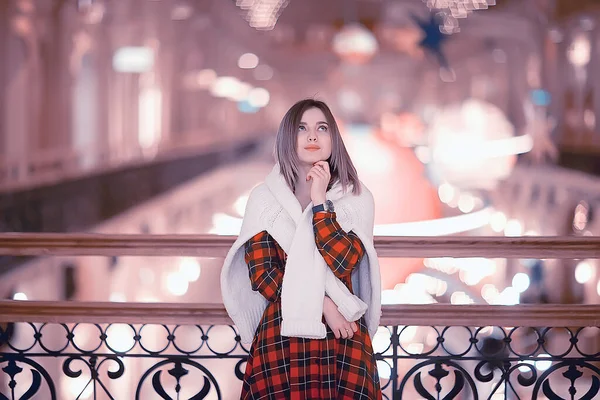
248, 87, 270, 107
65, 377, 93, 399
374, 207, 492, 236
237, 0, 288, 30
166, 271, 189, 296
179, 257, 201, 282
382, 284, 436, 305
427, 99, 526, 188
458, 194, 475, 213
535, 354, 552, 371
438, 183, 455, 204
332, 23, 378, 64
254, 64, 274, 80
171, 4, 193, 20
458, 258, 496, 286
481, 284, 499, 303
568, 34, 591, 67
372, 327, 391, 354
376, 360, 392, 379
414, 146, 431, 163
398, 326, 418, 345
490, 211, 507, 233
138, 87, 162, 149
518, 360, 536, 373
210, 76, 241, 98
12, 292, 27, 301
194, 69, 217, 88
575, 261, 594, 284
238, 53, 259, 69
496, 287, 520, 305
106, 324, 135, 353
113, 47, 154, 73
109, 292, 126, 302
512, 273, 530, 293
406, 273, 448, 297
504, 219, 523, 237
210, 213, 243, 235
451, 291, 474, 305
234, 195, 249, 217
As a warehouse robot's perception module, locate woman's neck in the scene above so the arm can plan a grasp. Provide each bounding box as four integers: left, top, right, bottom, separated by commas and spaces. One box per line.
294, 163, 314, 210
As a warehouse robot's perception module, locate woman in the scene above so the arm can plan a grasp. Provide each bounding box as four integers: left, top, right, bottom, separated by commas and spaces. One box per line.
221, 99, 382, 399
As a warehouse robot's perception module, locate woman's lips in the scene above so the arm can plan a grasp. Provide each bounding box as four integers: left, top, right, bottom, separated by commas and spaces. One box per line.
305, 146, 320, 152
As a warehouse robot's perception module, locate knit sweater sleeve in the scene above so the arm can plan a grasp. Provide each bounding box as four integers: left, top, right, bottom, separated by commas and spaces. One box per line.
313, 211, 366, 279
244, 230, 284, 303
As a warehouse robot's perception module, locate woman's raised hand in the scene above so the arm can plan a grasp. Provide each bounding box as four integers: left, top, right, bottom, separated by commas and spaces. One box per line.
306, 161, 330, 206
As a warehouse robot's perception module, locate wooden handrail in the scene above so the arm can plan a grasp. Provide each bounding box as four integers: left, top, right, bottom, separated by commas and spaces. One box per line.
1, 301, 599, 327
0, 233, 599, 258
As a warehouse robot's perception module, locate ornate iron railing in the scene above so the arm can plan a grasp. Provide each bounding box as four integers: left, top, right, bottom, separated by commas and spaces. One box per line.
2, 303, 600, 399
1, 234, 600, 399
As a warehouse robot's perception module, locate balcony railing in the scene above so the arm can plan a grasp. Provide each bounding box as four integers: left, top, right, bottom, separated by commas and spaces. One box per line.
0, 130, 263, 193
1, 234, 600, 399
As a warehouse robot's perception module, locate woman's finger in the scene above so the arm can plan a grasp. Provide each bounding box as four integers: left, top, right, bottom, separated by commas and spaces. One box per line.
345, 326, 353, 339
313, 163, 330, 180
351, 322, 358, 332
306, 170, 318, 181
309, 167, 326, 180
315, 161, 330, 174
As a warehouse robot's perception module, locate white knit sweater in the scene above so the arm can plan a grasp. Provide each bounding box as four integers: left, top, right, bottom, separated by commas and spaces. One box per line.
220, 165, 382, 344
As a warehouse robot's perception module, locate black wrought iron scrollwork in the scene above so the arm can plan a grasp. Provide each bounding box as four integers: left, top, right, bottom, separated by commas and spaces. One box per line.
533, 361, 600, 400
399, 360, 477, 400
137, 358, 221, 400
0, 355, 56, 400
2, 322, 600, 399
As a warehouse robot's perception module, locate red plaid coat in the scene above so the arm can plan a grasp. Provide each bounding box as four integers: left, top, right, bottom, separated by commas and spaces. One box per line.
240, 211, 381, 399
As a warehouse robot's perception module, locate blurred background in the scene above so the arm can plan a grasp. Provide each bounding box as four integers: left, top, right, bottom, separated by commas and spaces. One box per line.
3, 0, 600, 313
2, 0, 600, 396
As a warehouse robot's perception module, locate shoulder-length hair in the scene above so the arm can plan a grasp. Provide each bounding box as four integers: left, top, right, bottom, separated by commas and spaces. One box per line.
274, 99, 361, 195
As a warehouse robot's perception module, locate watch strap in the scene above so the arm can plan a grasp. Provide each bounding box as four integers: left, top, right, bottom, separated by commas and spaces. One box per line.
312, 203, 326, 213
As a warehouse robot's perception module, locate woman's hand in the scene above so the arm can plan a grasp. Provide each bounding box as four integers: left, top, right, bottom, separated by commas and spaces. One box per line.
306, 161, 331, 206
323, 296, 358, 339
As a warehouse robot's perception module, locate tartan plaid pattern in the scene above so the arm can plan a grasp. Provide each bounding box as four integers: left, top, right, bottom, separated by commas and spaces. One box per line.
240, 212, 381, 399
313, 211, 366, 280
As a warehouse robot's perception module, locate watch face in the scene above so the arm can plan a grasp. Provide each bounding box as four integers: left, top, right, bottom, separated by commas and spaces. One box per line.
326, 200, 334, 212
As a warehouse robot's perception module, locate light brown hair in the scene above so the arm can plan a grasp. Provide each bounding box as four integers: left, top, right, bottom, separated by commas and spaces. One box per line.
274, 99, 361, 195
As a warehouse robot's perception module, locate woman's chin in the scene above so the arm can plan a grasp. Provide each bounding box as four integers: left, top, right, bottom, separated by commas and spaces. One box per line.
299, 154, 326, 164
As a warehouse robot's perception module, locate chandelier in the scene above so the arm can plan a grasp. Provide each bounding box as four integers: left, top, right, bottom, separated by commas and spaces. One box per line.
422, 0, 497, 34
234, 0, 290, 30
332, 23, 379, 64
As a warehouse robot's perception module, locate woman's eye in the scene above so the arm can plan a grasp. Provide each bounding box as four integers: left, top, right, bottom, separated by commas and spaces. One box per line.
318, 125, 328, 131
298, 126, 306, 131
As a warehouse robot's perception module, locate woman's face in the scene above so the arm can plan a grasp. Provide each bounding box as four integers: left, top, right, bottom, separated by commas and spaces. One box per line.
296, 107, 332, 166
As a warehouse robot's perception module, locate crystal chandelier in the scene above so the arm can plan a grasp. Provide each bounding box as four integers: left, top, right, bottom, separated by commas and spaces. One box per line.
234, 0, 290, 30
332, 23, 379, 64
422, 0, 497, 34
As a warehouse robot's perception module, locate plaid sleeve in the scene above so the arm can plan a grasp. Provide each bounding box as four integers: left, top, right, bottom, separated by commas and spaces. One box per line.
313, 211, 366, 279
244, 231, 284, 302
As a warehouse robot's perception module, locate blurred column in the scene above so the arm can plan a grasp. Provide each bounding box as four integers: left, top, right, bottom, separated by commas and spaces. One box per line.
505, 45, 528, 134
3, 1, 32, 178
37, 0, 72, 151
590, 21, 600, 145
0, 1, 9, 157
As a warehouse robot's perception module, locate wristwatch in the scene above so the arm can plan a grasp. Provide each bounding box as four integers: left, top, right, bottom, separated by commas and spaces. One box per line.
312, 200, 334, 213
